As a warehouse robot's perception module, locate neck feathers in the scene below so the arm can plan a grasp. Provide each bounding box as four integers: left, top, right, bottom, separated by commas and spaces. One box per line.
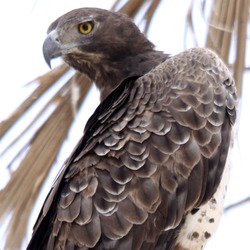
65, 49, 169, 101
94, 50, 169, 100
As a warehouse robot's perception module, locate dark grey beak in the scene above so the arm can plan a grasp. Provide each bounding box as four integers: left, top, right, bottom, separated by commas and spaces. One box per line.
43, 32, 62, 68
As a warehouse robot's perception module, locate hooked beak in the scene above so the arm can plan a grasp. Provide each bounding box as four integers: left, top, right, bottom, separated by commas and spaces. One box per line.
43, 31, 62, 68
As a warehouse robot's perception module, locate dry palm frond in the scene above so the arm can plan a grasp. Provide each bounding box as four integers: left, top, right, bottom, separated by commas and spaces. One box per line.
0, 64, 69, 137
112, 0, 162, 33
143, 0, 161, 34
0, 1, 163, 249
1, 72, 92, 249
225, 195, 250, 212
204, 0, 249, 96
233, 0, 249, 96
185, 0, 199, 48
112, 0, 146, 17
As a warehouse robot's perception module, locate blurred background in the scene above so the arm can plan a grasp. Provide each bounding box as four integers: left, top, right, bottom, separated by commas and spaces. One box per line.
0, 0, 250, 249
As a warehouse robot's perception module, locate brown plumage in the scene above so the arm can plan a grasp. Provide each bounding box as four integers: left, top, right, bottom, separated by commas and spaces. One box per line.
27, 8, 236, 250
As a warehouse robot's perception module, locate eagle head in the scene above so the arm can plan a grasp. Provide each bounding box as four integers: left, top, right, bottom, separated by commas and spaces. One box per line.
43, 8, 154, 75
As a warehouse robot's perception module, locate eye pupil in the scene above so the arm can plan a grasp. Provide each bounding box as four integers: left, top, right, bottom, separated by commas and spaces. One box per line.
82, 24, 88, 31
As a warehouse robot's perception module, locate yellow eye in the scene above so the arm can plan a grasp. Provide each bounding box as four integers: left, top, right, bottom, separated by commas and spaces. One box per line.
78, 22, 93, 34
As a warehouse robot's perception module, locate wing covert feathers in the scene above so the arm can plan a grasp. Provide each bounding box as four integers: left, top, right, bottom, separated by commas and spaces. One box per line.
27, 48, 236, 250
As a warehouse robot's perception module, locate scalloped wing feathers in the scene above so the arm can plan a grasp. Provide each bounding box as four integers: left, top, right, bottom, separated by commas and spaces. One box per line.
28, 48, 236, 250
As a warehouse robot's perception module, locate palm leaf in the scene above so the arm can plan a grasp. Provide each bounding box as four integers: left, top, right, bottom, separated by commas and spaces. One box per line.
205, 0, 249, 95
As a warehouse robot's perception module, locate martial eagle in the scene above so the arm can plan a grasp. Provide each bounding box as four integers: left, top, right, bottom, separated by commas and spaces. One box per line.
27, 8, 236, 250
